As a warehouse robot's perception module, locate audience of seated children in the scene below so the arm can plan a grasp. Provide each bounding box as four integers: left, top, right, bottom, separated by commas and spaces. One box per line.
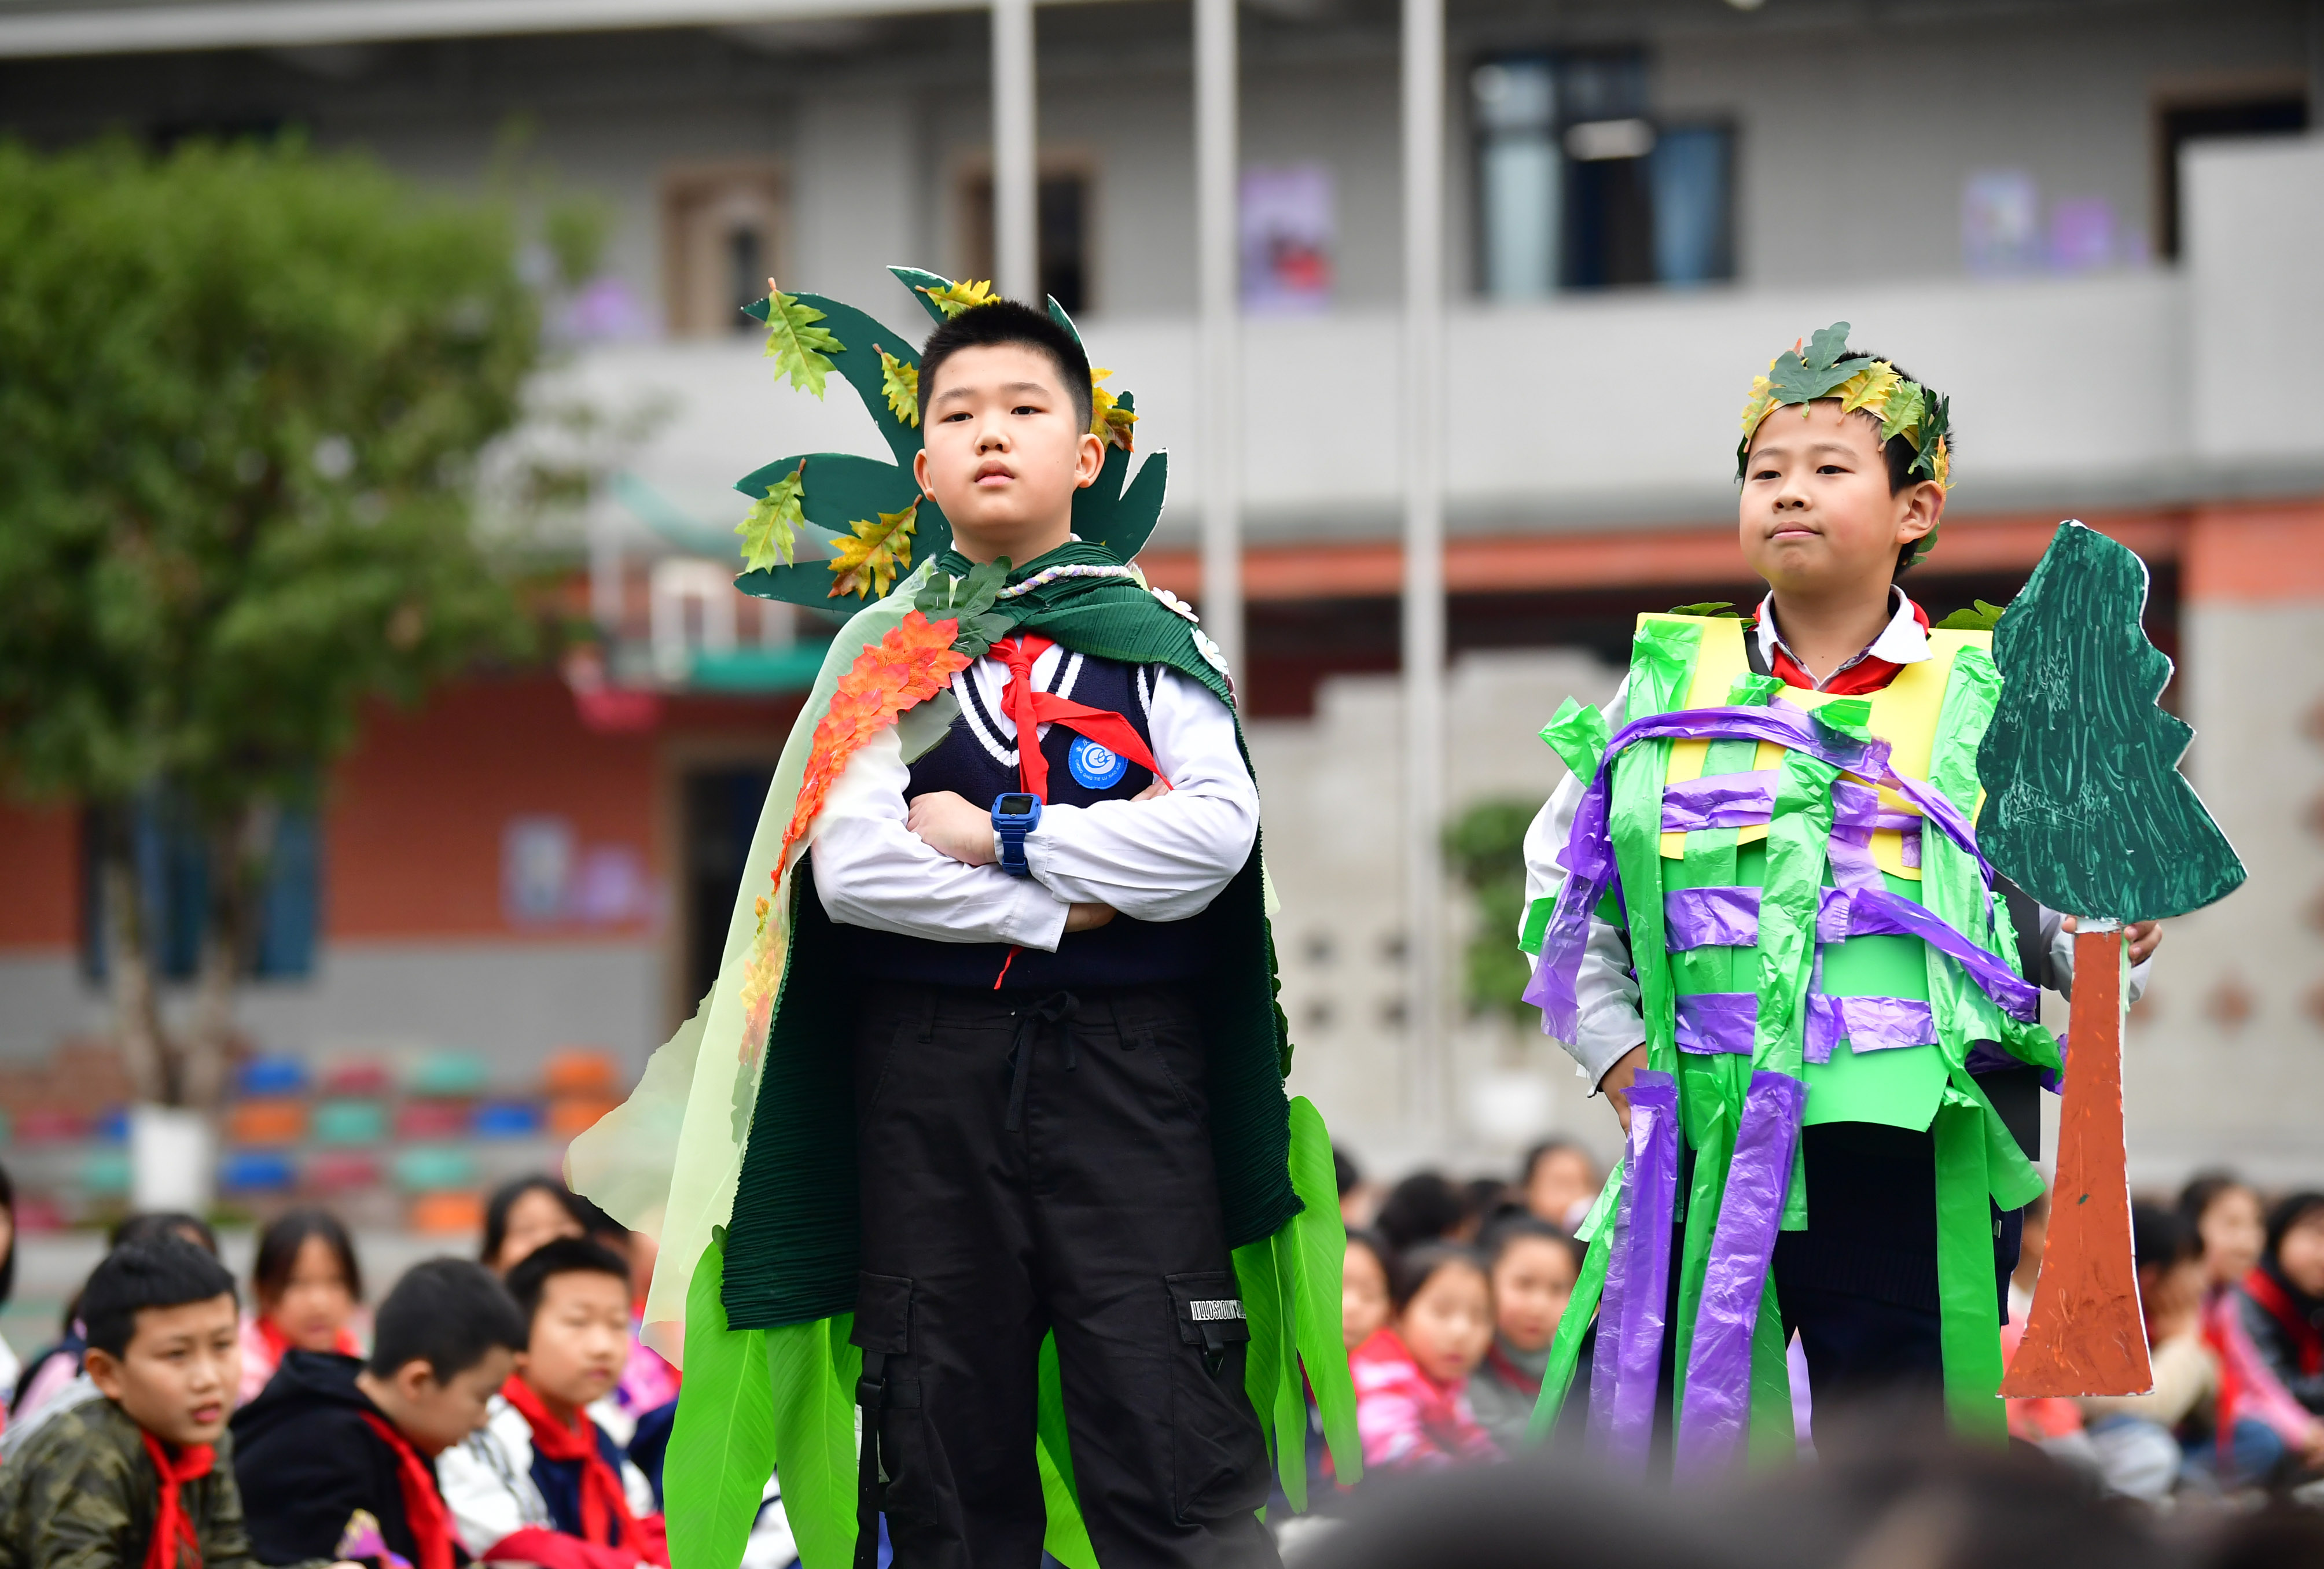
482, 1176, 589, 1276
9, 1211, 222, 1453
0, 1237, 263, 1569
1519, 1140, 1598, 1234
235, 1257, 527, 1569
437, 1237, 668, 1569
2179, 1172, 2318, 1487
1349, 1243, 1500, 1472
1342, 1231, 1393, 1356
1465, 1217, 1580, 1452
240, 1208, 365, 1405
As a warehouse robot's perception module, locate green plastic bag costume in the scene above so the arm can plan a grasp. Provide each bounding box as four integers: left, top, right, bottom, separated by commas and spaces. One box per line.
1521, 608, 2058, 1471
567, 268, 1358, 1568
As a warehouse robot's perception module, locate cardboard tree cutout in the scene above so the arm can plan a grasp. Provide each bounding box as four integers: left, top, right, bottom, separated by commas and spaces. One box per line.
1979, 521, 2246, 1398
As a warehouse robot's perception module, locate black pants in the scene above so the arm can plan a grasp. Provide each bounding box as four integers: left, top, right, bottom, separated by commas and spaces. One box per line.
851, 982, 1278, 1569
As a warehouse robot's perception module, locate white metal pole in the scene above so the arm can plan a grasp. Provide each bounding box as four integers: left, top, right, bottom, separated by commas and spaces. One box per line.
1195, 0, 1242, 674
991, 0, 1039, 303
1400, 0, 1447, 1135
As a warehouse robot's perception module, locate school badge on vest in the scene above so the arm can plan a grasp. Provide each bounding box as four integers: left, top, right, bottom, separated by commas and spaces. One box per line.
1067, 734, 1128, 789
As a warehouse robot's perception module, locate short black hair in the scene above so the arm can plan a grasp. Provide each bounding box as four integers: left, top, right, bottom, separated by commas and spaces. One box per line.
111, 1211, 219, 1257
915, 299, 1094, 434
1479, 1213, 1583, 1275
368, 1258, 527, 1382
253, 1207, 363, 1308
1388, 1242, 1487, 1313
1520, 1138, 1589, 1188
2177, 1167, 2249, 1231
480, 1175, 584, 1269
504, 1236, 631, 1328
1332, 1143, 1362, 1199
82, 1238, 237, 1358
2130, 1202, 2194, 1273
1374, 1171, 1466, 1253
2265, 1191, 2324, 1264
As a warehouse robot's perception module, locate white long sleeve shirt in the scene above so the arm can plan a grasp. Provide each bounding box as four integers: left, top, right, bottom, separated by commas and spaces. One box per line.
1519, 596, 2149, 1092
811, 644, 1259, 947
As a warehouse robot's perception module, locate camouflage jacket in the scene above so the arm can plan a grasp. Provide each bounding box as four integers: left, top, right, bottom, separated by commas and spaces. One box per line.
0, 1395, 262, 1569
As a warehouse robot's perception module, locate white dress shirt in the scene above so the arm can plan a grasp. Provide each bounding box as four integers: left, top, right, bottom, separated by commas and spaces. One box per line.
811, 643, 1259, 949
1520, 598, 2149, 1091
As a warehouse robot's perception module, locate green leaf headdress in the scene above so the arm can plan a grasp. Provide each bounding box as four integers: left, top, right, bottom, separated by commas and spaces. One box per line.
730, 266, 1169, 607
1735, 321, 1952, 567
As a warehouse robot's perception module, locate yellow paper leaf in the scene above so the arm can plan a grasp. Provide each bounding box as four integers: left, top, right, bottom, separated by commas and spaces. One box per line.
1087, 367, 1138, 452
762, 281, 843, 399
1837, 360, 1901, 419
736, 460, 806, 570
875, 345, 920, 428
827, 502, 918, 599
917, 278, 999, 319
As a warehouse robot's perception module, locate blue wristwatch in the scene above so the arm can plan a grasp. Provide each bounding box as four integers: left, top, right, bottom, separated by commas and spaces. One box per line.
991, 791, 1041, 878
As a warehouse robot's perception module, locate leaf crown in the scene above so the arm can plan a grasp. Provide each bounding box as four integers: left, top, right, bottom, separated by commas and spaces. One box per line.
1735, 321, 1953, 565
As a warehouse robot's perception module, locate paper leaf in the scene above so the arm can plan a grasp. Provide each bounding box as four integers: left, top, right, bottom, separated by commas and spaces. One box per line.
827, 501, 918, 599
663, 1231, 777, 1569
1837, 360, 1901, 418
1666, 601, 1748, 618
917, 277, 999, 319
736, 459, 806, 570
1931, 599, 2009, 632
761, 285, 844, 399
876, 345, 920, 428
1088, 369, 1138, 452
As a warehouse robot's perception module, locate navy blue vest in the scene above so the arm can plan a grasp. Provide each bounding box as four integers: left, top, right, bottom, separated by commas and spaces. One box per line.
834, 649, 1221, 989
529, 1423, 635, 1545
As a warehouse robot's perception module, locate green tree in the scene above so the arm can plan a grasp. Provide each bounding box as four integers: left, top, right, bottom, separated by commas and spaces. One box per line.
1445, 798, 1539, 1023
0, 137, 558, 1106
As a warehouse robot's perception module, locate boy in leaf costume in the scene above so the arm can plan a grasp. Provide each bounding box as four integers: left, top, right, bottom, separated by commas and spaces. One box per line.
1515, 326, 2163, 1469
568, 272, 1355, 1569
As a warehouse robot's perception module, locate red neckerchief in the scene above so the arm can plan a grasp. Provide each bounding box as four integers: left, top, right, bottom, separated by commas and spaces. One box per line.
356, 1413, 454, 1569
1763, 597, 1931, 696
989, 635, 1168, 802
2244, 1266, 2324, 1377
139, 1431, 214, 1569
256, 1316, 363, 1364
1483, 1341, 1543, 1400
498, 1378, 667, 1566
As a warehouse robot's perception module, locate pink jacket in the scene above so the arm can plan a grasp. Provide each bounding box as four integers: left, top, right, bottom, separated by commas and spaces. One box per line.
1350, 1328, 1501, 1472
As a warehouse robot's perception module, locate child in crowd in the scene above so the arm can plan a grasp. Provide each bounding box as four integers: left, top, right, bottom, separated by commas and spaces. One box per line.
2230, 1194, 2324, 1450
481, 1176, 587, 1275
9, 1211, 223, 1452
2076, 1205, 2216, 1500
1374, 1173, 1467, 1253
0, 1238, 260, 1569
439, 1238, 667, 1569
1466, 1218, 1582, 1452
1342, 1232, 1393, 1354
1350, 1244, 1499, 1472
1519, 1140, 1598, 1233
236, 1257, 527, 1568
240, 1208, 365, 1405
2182, 1172, 2266, 1300
566, 1197, 678, 1484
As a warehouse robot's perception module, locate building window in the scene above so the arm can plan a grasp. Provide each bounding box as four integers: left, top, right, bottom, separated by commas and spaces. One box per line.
80, 797, 319, 983
2156, 93, 2308, 258
662, 163, 785, 337
1473, 51, 1734, 296
959, 163, 1093, 313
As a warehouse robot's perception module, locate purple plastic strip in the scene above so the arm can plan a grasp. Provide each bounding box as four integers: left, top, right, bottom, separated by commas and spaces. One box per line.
1601, 1071, 1680, 1471
1674, 991, 1936, 1064
1674, 1071, 1808, 1479
1659, 772, 1923, 835
1656, 884, 2038, 1023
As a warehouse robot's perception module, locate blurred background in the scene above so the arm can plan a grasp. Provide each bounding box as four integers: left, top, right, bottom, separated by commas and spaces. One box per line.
0, 0, 2318, 1342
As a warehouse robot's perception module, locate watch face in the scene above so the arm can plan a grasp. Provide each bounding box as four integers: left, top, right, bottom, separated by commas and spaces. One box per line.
997, 793, 1038, 818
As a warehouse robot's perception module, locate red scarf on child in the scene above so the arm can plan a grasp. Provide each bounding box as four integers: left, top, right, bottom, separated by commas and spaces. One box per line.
1763, 597, 1931, 696
499, 1378, 668, 1566
139, 1432, 212, 1569
2244, 1265, 2324, 1376
356, 1413, 455, 1569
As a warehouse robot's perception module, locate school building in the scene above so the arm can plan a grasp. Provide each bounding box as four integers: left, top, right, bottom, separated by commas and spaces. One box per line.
0, 0, 2319, 1216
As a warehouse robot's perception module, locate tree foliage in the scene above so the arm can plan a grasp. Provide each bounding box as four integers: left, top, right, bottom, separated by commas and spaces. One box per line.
0, 135, 553, 1102
1445, 798, 1540, 1023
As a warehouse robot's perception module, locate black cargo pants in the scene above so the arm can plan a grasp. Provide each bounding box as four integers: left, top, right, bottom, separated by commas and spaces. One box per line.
850, 982, 1278, 1569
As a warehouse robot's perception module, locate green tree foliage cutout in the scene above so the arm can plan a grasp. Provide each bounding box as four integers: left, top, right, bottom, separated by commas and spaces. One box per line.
0, 137, 559, 1106
1446, 800, 1540, 1023
1976, 521, 2245, 922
